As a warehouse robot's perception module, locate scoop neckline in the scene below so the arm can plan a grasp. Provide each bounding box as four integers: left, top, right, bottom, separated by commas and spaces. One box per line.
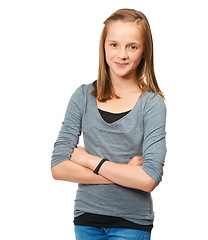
94, 91, 145, 126
98, 108, 132, 115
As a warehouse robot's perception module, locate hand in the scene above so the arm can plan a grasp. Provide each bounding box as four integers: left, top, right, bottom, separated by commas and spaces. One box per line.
128, 156, 143, 166
70, 146, 91, 168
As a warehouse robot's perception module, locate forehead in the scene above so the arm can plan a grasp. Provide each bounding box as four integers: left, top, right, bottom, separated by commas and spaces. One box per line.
106, 20, 143, 43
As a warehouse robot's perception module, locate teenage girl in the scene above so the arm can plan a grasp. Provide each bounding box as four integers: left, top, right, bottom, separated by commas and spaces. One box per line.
51, 8, 167, 240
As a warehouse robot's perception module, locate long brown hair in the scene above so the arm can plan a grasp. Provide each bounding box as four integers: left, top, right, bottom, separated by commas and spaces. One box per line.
91, 8, 165, 101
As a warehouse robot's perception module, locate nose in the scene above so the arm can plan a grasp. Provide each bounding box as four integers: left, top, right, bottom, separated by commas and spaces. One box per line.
118, 47, 128, 60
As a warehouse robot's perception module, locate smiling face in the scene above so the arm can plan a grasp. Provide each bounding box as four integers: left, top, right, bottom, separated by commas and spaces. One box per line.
105, 20, 144, 82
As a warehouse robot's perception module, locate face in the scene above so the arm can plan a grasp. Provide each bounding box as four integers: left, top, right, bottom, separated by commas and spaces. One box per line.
105, 21, 144, 81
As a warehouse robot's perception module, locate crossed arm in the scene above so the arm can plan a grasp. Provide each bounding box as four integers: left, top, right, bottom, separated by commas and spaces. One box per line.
51, 147, 157, 192
51, 88, 166, 193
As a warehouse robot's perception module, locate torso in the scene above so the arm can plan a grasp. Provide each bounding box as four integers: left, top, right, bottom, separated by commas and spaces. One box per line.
74, 83, 158, 226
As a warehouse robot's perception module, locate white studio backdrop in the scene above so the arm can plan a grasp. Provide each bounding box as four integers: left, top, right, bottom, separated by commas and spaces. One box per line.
0, 0, 207, 239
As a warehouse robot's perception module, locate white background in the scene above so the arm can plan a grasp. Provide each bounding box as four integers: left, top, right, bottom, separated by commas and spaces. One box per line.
1, 0, 208, 239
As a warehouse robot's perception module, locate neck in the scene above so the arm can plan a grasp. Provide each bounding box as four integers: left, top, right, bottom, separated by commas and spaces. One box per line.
110, 72, 140, 96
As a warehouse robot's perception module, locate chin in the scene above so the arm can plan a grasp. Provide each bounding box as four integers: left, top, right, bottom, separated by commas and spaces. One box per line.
114, 71, 132, 79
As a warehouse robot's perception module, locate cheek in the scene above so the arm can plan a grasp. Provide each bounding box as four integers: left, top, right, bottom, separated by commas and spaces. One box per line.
105, 46, 116, 61
130, 53, 143, 66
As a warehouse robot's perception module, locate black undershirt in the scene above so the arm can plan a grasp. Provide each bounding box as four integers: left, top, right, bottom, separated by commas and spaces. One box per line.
98, 108, 131, 124
74, 108, 153, 231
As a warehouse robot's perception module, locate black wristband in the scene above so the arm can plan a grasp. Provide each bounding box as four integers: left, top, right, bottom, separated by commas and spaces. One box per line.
93, 158, 109, 175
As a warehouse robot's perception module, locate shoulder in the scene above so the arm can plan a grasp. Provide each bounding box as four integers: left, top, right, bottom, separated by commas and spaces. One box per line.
64, 83, 93, 116
141, 91, 166, 107
72, 83, 93, 98
140, 91, 166, 116
70, 83, 94, 103
68, 83, 94, 113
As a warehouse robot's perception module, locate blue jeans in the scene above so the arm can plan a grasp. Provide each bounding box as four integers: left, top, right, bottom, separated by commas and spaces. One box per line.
74, 225, 151, 240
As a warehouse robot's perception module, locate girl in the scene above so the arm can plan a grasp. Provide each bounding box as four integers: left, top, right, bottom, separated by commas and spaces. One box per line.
51, 8, 167, 240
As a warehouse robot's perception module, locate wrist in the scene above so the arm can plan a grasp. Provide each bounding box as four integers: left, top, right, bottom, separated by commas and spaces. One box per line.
93, 158, 109, 175
87, 155, 102, 170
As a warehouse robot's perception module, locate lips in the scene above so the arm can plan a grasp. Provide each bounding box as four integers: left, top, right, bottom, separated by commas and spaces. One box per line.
114, 62, 129, 67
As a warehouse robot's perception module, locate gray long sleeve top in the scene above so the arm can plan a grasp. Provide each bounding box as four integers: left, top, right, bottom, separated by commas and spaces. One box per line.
51, 83, 167, 226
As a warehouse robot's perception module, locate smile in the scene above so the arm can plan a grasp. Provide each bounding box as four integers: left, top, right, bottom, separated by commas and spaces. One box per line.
114, 62, 129, 67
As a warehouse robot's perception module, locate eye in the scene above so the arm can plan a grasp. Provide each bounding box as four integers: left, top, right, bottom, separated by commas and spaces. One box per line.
129, 45, 138, 50
110, 43, 118, 48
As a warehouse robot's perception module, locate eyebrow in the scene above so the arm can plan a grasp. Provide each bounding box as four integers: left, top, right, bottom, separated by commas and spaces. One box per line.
106, 40, 141, 46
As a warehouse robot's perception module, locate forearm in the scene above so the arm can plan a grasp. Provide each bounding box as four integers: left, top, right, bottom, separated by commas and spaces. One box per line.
51, 160, 112, 185
70, 147, 156, 192
87, 156, 156, 192
99, 161, 156, 192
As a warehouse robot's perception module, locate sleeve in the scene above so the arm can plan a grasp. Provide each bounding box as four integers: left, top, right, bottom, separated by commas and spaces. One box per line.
141, 94, 167, 185
51, 85, 85, 168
